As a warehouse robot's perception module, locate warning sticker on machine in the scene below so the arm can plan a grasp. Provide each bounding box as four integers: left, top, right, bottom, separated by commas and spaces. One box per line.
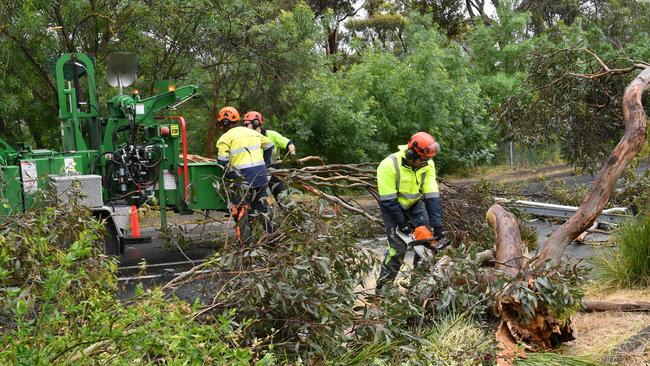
20, 161, 38, 193
170, 125, 179, 137
135, 103, 145, 115
163, 170, 176, 190
64, 158, 77, 174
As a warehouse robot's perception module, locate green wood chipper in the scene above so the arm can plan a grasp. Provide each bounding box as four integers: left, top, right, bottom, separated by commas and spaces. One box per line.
0, 52, 228, 254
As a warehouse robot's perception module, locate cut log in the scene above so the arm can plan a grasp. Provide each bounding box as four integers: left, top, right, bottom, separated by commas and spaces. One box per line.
581, 300, 650, 313
488, 204, 573, 358
486, 204, 529, 277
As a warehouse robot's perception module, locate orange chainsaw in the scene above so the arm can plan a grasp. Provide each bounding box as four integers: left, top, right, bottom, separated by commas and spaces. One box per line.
396, 225, 449, 259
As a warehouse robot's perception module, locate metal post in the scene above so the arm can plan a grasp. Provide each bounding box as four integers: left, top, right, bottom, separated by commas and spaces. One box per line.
509, 140, 514, 168
158, 142, 167, 229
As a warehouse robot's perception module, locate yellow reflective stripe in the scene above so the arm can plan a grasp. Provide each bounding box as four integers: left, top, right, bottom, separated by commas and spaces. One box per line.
379, 193, 397, 201
389, 155, 400, 192
399, 193, 421, 199
424, 192, 440, 198
230, 144, 261, 155
263, 143, 274, 150
232, 160, 266, 169
217, 156, 229, 162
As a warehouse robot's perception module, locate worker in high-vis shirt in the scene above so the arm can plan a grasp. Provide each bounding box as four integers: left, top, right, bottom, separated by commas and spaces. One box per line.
375, 132, 444, 294
242, 111, 296, 201
216, 106, 275, 238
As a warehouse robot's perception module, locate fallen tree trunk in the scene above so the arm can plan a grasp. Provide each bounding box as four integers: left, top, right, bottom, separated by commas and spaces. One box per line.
535, 66, 650, 267
491, 64, 650, 364
487, 205, 529, 277
581, 300, 650, 313
488, 205, 573, 366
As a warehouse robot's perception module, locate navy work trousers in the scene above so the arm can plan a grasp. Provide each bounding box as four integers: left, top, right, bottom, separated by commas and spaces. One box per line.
376, 201, 429, 293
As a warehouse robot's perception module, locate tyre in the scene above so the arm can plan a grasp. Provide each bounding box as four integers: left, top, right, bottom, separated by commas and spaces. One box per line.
103, 219, 121, 255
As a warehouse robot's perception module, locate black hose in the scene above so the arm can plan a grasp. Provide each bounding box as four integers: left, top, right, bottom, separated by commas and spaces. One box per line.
91, 151, 114, 174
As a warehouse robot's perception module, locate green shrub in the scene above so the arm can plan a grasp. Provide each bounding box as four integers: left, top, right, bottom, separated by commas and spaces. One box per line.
283, 26, 499, 172
0, 202, 268, 365
612, 169, 650, 215
594, 215, 650, 289
539, 178, 590, 207
177, 201, 377, 361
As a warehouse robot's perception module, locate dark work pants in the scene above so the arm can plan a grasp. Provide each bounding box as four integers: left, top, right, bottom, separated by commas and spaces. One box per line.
230, 184, 274, 238
376, 201, 429, 293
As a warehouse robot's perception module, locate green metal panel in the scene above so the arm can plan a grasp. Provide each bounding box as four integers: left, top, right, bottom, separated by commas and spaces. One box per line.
0, 166, 23, 216
185, 163, 227, 211
162, 127, 179, 209
19, 154, 88, 209
55, 53, 100, 152
0, 137, 16, 165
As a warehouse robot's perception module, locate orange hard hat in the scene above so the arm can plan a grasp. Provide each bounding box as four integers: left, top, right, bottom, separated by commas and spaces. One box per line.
407, 132, 438, 159
217, 106, 240, 128
243, 111, 263, 127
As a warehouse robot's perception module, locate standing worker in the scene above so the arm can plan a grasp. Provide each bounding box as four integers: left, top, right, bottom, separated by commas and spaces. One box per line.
375, 132, 444, 294
216, 106, 275, 241
242, 111, 296, 201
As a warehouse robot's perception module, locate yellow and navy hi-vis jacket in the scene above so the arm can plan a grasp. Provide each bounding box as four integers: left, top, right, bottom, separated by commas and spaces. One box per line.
376, 145, 442, 228
217, 126, 274, 188
263, 129, 293, 161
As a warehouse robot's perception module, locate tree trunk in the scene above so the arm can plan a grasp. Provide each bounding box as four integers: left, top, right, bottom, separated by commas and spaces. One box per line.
205, 70, 223, 156
489, 66, 650, 363
535, 66, 650, 268
488, 204, 573, 365
487, 205, 529, 277
582, 300, 650, 313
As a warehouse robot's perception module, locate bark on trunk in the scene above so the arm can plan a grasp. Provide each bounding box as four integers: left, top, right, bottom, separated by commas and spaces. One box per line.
490, 66, 650, 364
487, 205, 529, 277
535, 66, 650, 268
488, 205, 573, 365
582, 300, 650, 313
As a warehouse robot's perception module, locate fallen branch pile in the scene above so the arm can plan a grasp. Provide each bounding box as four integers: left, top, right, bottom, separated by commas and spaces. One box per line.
270, 160, 382, 224
270, 160, 497, 243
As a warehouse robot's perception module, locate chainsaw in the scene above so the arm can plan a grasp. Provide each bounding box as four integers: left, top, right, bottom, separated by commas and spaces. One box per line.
395, 226, 450, 261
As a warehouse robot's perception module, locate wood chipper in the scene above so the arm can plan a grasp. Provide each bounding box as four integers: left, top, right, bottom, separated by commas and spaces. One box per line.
0, 52, 228, 254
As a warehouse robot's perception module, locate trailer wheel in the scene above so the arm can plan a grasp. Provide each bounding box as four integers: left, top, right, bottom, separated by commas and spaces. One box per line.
103, 219, 121, 256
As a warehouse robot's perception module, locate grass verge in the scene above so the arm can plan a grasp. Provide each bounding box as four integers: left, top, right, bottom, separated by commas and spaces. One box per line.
594, 216, 650, 289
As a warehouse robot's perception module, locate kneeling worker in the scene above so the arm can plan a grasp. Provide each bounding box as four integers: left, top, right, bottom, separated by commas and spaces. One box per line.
375, 132, 444, 294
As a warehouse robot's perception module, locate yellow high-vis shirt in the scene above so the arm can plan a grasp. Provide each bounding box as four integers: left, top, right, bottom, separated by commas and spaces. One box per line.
217, 126, 274, 187
377, 145, 439, 209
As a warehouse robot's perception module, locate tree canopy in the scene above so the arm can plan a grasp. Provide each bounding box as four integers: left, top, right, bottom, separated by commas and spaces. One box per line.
1, 0, 648, 172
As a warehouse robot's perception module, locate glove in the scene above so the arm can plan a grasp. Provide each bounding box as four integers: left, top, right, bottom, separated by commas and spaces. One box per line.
432, 226, 444, 241
397, 222, 412, 235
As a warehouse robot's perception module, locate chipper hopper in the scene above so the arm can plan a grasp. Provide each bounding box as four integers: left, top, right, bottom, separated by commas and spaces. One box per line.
0, 53, 228, 254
